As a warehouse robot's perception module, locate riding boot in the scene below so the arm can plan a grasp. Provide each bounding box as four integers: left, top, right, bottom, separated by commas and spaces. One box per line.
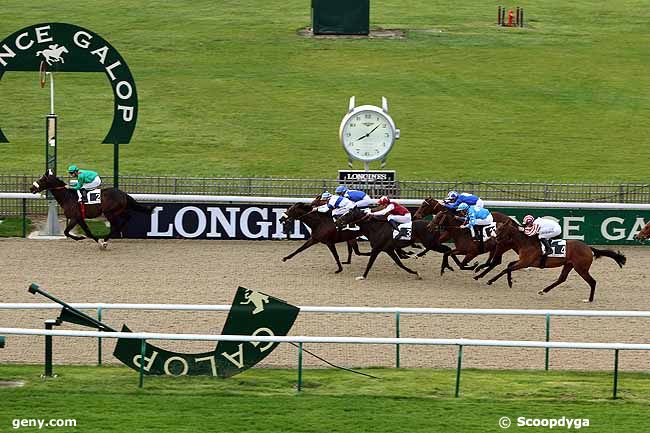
540, 238, 552, 268
389, 220, 400, 231
80, 189, 88, 203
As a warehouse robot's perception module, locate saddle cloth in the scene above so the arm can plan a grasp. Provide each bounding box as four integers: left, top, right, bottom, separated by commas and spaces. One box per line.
478, 223, 497, 242
77, 188, 101, 204
542, 239, 566, 257
393, 221, 412, 241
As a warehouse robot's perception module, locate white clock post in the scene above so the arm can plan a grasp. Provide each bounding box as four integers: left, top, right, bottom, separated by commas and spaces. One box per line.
339, 96, 400, 171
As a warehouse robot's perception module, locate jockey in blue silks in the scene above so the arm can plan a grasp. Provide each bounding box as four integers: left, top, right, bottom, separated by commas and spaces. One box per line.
335, 185, 373, 208
457, 202, 493, 240
443, 190, 484, 210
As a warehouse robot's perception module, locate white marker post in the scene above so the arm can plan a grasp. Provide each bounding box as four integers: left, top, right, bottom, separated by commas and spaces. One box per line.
42, 67, 62, 237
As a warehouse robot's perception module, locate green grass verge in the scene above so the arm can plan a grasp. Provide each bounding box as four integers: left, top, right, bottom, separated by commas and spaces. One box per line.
0, 217, 30, 237
1, 1, 649, 182
82, 219, 110, 238
1, 365, 649, 432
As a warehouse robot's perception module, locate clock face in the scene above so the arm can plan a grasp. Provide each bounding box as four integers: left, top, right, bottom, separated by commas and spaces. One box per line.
340, 109, 395, 162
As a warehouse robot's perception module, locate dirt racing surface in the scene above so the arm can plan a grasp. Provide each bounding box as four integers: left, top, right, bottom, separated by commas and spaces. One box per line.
1, 238, 649, 372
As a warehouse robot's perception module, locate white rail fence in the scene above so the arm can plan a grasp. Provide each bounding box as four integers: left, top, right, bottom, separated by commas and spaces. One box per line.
2, 303, 650, 373
0, 326, 642, 397
4, 192, 650, 209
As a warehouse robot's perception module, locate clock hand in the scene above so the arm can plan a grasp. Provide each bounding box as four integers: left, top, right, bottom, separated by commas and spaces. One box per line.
354, 124, 380, 142
367, 124, 380, 135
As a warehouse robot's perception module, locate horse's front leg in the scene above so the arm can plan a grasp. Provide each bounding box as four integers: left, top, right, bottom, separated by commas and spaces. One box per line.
487, 260, 524, 286
458, 252, 480, 270
76, 219, 100, 245
386, 249, 421, 279
282, 238, 318, 262
63, 219, 85, 241
325, 243, 344, 273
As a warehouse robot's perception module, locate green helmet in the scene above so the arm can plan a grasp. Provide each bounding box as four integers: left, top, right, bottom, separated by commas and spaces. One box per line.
67, 165, 78, 173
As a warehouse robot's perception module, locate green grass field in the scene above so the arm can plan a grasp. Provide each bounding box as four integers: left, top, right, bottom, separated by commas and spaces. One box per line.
0, 217, 30, 237
1, 365, 649, 432
0, 1, 648, 182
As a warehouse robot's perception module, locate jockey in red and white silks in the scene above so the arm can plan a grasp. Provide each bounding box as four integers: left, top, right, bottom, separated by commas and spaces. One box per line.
371, 196, 411, 230
523, 215, 562, 255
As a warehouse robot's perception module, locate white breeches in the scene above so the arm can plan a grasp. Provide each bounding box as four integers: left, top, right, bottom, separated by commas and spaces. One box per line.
388, 214, 411, 225
81, 176, 101, 190
538, 225, 561, 239
353, 197, 372, 208
332, 207, 351, 217
475, 198, 484, 208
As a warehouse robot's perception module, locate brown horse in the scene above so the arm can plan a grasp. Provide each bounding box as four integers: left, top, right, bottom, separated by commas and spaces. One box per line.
633, 221, 650, 242
30, 170, 153, 247
278, 202, 370, 273
413, 197, 448, 221
427, 208, 518, 276
486, 222, 626, 302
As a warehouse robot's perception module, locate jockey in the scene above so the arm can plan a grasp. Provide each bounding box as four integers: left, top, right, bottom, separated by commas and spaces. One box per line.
457, 202, 493, 240
444, 191, 484, 209
522, 214, 562, 259
335, 185, 373, 208
316, 191, 355, 218
67, 165, 101, 203
371, 196, 411, 234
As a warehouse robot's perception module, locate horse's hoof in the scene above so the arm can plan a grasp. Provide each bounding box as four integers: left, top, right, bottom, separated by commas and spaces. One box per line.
487, 281, 493, 286
415, 273, 422, 280
582, 299, 592, 303
473, 276, 480, 281
335, 269, 343, 274
282, 257, 288, 262
355, 276, 366, 281
342, 261, 351, 265
99, 240, 108, 250
537, 290, 544, 296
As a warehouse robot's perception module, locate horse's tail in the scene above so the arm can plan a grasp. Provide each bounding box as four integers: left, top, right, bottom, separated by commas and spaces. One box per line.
591, 247, 626, 268
126, 195, 154, 214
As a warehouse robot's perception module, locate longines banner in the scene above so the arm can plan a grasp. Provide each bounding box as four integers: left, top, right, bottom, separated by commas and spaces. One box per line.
121, 202, 647, 244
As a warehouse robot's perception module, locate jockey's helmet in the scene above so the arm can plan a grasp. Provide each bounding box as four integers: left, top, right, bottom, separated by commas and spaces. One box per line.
335, 185, 348, 194
378, 196, 390, 206
446, 190, 458, 201
321, 191, 332, 200
523, 214, 535, 225
67, 165, 78, 174
457, 203, 469, 212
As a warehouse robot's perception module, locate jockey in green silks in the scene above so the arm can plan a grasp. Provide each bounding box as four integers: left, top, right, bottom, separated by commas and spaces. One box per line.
67, 165, 101, 202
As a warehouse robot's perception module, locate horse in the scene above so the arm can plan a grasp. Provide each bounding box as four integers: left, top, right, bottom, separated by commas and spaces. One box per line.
426, 208, 519, 276
485, 222, 626, 302
335, 207, 460, 280
412, 197, 448, 220
633, 221, 650, 242
278, 202, 370, 273
30, 170, 153, 248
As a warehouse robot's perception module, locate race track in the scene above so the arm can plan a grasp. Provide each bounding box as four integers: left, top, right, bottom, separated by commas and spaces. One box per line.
1, 238, 649, 372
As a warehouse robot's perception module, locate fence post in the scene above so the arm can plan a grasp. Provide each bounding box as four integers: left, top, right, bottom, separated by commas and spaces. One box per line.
613, 349, 619, 399
297, 342, 303, 392
44, 319, 58, 377
97, 307, 103, 366
395, 312, 401, 368
21, 198, 27, 238
545, 314, 551, 371
139, 339, 146, 388
455, 345, 463, 398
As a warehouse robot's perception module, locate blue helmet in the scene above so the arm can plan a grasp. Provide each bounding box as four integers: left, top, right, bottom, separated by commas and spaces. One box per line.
321, 191, 332, 200
457, 203, 469, 211
335, 185, 348, 194
446, 190, 458, 201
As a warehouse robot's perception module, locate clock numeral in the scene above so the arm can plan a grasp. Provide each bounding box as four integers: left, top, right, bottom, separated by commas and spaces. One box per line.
364, 152, 370, 156
346, 132, 351, 137
382, 124, 387, 128
356, 116, 361, 121
364, 114, 372, 119
350, 123, 356, 127
385, 133, 389, 137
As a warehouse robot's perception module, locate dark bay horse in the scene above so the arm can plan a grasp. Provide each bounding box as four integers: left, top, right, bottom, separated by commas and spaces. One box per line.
427, 209, 518, 276
335, 207, 459, 280
278, 202, 370, 273
413, 197, 448, 221
30, 170, 153, 248
486, 222, 626, 302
